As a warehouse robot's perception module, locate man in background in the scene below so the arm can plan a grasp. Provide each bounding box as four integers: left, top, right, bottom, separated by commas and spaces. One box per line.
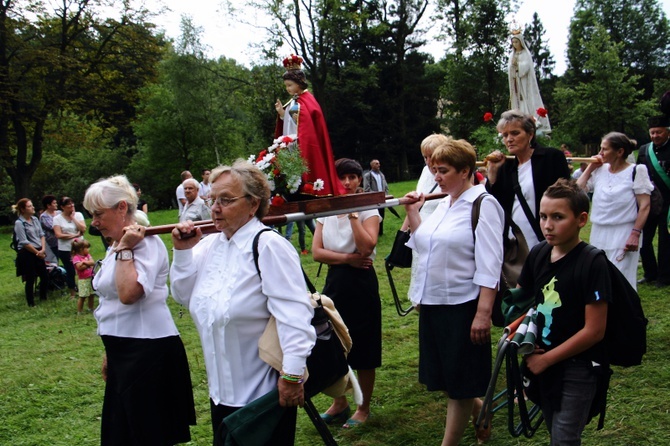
199, 169, 212, 202
179, 178, 211, 223
176, 170, 192, 217
637, 115, 670, 286
363, 159, 389, 235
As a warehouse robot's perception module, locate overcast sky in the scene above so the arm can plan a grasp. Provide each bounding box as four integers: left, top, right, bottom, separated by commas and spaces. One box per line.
145, 0, 670, 75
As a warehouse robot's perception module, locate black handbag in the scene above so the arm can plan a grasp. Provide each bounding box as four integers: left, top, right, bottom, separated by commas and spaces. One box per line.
387, 229, 413, 268
252, 228, 349, 397
472, 194, 530, 327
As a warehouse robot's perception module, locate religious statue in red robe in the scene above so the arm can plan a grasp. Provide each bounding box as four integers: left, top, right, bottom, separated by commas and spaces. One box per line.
274, 55, 345, 197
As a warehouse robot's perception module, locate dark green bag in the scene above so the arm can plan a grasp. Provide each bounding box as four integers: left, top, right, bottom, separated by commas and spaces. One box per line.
500, 287, 534, 327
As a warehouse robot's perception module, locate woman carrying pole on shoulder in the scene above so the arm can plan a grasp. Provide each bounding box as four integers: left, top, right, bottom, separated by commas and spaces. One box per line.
84, 175, 196, 446
404, 139, 504, 445
170, 160, 316, 446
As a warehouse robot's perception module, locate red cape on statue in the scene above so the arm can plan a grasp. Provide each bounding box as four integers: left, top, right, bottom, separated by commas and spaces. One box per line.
275, 91, 346, 196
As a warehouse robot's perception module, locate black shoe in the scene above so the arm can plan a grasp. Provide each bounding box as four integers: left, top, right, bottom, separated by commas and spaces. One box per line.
637, 277, 656, 285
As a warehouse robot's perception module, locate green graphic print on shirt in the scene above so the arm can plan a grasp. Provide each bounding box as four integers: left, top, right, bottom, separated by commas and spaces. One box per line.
537, 276, 561, 346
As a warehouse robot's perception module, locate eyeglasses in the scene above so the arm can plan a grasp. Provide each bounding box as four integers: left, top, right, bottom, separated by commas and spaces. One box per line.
213, 195, 249, 207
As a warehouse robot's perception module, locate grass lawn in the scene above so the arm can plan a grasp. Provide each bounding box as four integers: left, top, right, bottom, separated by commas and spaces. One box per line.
1, 181, 668, 445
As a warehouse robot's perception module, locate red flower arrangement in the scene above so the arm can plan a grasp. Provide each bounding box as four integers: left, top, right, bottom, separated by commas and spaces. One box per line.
271, 195, 286, 207
483, 112, 493, 122
536, 107, 548, 118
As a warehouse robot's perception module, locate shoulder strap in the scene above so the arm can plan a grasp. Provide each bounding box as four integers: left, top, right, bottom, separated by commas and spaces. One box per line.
527, 241, 552, 279
511, 167, 544, 242
470, 193, 488, 240
253, 228, 317, 294
11, 219, 29, 251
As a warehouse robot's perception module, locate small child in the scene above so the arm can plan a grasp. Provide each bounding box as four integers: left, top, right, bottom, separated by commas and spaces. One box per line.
72, 239, 96, 314
518, 179, 611, 445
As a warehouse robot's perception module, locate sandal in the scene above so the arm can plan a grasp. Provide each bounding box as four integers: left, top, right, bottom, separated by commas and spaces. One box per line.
342, 416, 366, 429
320, 405, 350, 425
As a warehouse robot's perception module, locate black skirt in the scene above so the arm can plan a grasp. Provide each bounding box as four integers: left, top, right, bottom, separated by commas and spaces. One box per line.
101, 335, 196, 446
323, 264, 382, 370
418, 301, 491, 399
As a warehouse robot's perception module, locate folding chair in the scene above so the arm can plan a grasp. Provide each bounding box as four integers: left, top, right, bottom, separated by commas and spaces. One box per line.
475, 313, 544, 438
384, 257, 414, 317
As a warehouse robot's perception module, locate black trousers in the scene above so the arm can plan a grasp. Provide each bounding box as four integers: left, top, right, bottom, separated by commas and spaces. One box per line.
640, 204, 670, 284
57, 250, 77, 290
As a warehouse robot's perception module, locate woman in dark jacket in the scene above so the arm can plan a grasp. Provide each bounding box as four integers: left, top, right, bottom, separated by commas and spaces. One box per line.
486, 110, 571, 250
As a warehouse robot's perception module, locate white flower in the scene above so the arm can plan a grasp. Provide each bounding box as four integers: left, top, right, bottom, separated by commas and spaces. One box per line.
288, 175, 302, 194
247, 154, 256, 164
256, 152, 275, 171
267, 179, 275, 191
313, 178, 325, 191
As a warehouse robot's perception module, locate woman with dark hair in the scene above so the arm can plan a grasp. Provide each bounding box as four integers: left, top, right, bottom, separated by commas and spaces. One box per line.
13, 198, 49, 306
133, 183, 148, 213
40, 194, 61, 262
53, 196, 87, 298
577, 132, 652, 288
487, 110, 571, 251
274, 54, 344, 197
312, 158, 382, 428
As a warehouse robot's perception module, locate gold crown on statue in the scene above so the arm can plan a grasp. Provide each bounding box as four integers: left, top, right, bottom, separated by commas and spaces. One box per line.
283, 54, 303, 70
509, 20, 522, 37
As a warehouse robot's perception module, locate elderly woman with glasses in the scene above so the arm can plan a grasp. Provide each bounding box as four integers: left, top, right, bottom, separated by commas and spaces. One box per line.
84, 175, 196, 446
170, 160, 316, 446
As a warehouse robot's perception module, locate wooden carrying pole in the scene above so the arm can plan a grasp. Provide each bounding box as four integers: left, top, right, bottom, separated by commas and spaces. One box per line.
145, 155, 597, 237
144, 191, 448, 237
475, 156, 596, 167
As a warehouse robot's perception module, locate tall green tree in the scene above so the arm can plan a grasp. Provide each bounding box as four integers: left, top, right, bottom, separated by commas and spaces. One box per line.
440, 0, 511, 139
523, 12, 555, 81
566, 0, 670, 97
0, 0, 164, 201
130, 19, 265, 208
555, 25, 655, 145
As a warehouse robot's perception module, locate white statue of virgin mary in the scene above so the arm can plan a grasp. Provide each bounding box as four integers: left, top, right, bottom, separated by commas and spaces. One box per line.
508, 31, 551, 134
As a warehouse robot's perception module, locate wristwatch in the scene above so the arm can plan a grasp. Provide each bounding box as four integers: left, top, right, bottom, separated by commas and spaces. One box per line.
115, 249, 134, 261
348, 212, 359, 220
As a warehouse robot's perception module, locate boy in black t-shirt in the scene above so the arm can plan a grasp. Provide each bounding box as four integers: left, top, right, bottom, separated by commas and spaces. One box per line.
518, 179, 611, 445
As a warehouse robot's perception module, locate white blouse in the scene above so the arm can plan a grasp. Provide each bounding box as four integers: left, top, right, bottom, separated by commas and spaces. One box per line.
93, 235, 179, 339
407, 185, 504, 306
170, 218, 316, 407
53, 212, 85, 251
588, 163, 653, 225
317, 209, 381, 259
511, 161, 540, 249
416, 165, 440, 219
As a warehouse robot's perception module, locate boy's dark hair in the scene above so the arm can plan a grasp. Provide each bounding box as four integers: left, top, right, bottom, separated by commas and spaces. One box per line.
543, 178, 590, 216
